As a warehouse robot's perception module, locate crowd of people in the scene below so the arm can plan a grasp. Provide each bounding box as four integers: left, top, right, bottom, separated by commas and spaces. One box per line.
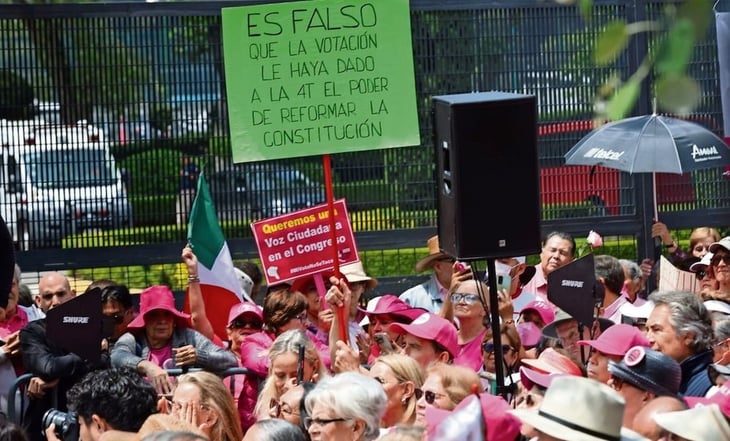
0, 222, 729, 441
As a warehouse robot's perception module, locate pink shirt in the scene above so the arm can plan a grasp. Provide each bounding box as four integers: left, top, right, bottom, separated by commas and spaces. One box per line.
521, 265, 558, 310
454, 327, 488, 371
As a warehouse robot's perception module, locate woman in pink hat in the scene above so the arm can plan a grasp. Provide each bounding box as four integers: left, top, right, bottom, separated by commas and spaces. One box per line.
110, 285, 238, 397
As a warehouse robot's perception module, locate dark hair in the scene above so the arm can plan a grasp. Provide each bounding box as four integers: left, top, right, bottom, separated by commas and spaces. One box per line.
66, 367, 157, 432
0, 424, 29, 441
238, 261, 263, 286
85, 279, 118, 293
100, 284, 133, 309
594, 255, 625, 295
544, 231, 576, 257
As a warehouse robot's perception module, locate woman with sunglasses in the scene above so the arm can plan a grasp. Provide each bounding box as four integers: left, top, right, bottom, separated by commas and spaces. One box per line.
709, 237, 730, 297
414, 362, 483, 428
479, 324, 524, 395
182, 246, 266, 432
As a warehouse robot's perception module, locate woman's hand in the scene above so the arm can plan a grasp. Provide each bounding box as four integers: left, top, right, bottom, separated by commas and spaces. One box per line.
173, 345, 198, 367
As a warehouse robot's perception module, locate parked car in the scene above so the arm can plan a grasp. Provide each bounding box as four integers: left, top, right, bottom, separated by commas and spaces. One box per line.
0, 120, 132, 249
208, 163, 325, 220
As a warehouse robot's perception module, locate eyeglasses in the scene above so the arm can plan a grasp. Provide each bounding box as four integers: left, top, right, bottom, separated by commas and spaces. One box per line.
695, 269, 711, 280
414, 388, 448, 405
450, 293, 481, 305
481, 342, 513, 354
269, 398, 299, 418
230, 318, 263, 329
711, 254, 730, 266
303, 417, 350, 430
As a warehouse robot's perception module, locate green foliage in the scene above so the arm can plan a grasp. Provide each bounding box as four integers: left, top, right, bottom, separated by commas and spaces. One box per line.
149, 104, 173, 135
118, 148, 182, 196
0, 69, 33, 120
589, 0, 712, 119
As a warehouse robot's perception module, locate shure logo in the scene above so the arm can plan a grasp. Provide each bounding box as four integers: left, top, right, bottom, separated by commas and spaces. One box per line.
561, 280, 584, 288
690, 144, 720, 160
583, 148, 625, 161
63, 316, 89, 324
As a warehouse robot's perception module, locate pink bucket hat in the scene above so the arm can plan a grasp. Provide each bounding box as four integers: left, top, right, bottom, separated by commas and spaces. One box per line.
577, 323, 650, 357
227, 302, 263, 326
521, 348, 583, 376
389, 312, 459, 358
127, 285, 191, 329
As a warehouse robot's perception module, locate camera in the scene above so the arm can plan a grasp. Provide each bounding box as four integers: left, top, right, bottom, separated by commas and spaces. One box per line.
43, 409, 79, 441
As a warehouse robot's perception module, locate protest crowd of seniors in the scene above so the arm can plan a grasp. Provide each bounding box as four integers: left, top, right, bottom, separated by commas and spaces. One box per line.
2, 199, 730, 441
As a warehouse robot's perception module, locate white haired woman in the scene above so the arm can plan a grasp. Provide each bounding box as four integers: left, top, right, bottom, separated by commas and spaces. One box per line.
304, 372, 386, 441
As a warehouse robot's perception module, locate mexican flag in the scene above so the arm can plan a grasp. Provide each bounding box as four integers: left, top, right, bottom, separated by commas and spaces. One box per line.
185, 173, 244, 341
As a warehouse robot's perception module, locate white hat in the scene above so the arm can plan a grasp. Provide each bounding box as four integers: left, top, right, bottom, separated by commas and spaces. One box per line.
619, 301, 655, 319
510, 376, 647, 441
654, 404, 730, 440
704, 300, 730, 316
710, 236, 730, 254
689, 252, 714, 272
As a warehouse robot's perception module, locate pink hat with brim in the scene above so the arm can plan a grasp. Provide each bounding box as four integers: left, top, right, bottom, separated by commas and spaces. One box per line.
358, 295, 426, 327
520, 366, 570, 390
227, 302, 263, 326
388, 312, 459, 358
520, 348, 583, 376
577, 323, 650, 357
426, 393, 521, 441
127, 285, 191, 329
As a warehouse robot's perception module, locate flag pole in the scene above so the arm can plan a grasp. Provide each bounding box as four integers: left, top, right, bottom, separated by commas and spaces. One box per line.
322, 154, 349, 344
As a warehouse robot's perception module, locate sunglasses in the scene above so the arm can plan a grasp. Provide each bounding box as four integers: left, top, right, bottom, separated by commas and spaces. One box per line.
414, 388, 447, 405
482, 342, 513, 354
106, 313, 126, 324
711, 254, 730, 266
695, 269, 711, 280
450, 293, 481, 305
230, 318, 263, 329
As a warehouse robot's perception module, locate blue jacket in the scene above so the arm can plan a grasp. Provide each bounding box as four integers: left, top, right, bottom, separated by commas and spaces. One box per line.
679, 349, 713, 397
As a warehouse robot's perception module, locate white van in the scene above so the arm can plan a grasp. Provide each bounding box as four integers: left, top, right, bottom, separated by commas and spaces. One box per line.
0, 120, 132, 249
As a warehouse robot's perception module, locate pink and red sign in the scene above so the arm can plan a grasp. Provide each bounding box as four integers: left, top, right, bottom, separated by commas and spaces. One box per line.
251, 199, 359, 285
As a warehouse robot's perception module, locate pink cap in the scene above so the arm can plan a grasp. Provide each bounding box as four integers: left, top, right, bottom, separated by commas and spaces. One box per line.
519, 366, 570, 390
517, 321, 543, 348
685, 383, 730, 418
577, 323, 650, 357
520, 300, 555, 325
389, 312, 459, 358
426, 393, 521, 441
359, 295, 426, 325
520, 348, 583, 376
227, 302, 263, 326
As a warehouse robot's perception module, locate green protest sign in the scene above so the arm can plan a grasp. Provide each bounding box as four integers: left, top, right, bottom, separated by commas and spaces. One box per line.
222, 0, 420, 162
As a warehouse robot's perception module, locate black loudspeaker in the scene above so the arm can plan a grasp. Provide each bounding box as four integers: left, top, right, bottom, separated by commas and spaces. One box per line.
434, 91, 541, 260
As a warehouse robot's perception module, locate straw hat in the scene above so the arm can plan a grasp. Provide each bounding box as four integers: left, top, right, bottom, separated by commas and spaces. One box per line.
510, 376, 647, 441
415, 236, 453, 272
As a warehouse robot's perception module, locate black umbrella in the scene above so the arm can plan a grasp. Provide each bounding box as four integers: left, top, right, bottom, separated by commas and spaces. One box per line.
564, 113, 730, 219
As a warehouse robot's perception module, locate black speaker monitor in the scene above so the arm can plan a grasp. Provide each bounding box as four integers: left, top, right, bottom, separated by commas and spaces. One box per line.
434, 91, 541, 260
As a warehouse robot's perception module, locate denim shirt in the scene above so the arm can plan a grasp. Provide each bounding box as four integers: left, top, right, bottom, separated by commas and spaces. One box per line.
680, 349, 713, 398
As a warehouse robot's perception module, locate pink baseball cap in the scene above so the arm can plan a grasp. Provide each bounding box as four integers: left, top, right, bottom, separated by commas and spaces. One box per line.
227, 302, 263, 326
426, 393, 521, 441
389, 312, 459, 358
520, 348, 583, 376
577, 323, 650, 357
520, 300, 556, 325
519, 366, 570, 390
685, 383, 730, 417
358, 295, 426, 327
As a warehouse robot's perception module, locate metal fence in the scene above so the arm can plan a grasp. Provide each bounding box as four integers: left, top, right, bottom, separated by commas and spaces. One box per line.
1, 0, 729, 294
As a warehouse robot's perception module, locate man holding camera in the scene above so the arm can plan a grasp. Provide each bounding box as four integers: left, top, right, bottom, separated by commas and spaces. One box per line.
44, 367, 158, 441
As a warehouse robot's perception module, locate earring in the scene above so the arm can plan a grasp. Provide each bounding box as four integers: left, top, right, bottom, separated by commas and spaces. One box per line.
401, 397, 407, 405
